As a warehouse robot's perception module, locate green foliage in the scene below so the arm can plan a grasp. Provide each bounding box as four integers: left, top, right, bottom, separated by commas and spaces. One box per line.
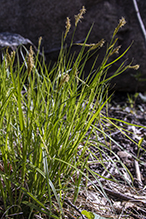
82, 210, 112, 219
81, 210, 95, 219
0, 11, 143, 218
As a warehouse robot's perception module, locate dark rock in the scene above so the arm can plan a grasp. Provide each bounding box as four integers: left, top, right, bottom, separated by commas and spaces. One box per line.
0, 0, 146, 92
0, 32, 33, 50
0, 32, 43, 65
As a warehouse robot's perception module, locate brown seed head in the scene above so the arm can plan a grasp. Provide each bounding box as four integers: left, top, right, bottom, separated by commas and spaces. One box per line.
89, 39, 105, 51
128, 64, 140, 70
27, 46, 34, 75
109, 45, 121, 57
63, 74, 70, 82
75, 6, 86, 27
10, 51, 16, 64
64, 17, 71, 40
57, 74, 70, 91
119, 17, 126, 28
113, 17, 126, 37
6, 48, 11, 64
38, 36, 42, 47
5, 48, 15, 68
74, 39, 105, 51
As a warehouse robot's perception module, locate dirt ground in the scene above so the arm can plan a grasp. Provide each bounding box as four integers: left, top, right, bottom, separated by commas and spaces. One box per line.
63, 92, 146, 219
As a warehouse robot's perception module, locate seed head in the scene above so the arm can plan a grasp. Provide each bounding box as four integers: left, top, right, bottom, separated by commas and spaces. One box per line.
128, 64, 139, 70
63, 74, 70, 82
64, 17, 71, 40
5, 48, 15, 67
6, 48, 11, 64
10, 51, 16, 63
57, 74, 70, 91
113, 17, 126, 37
27, 46, 34, 75
75, 6, 86, 27
109, 45, 121, 57
74, 39, 105, 51
38, 36, 42, 47
89, 39, 105, 51
119, 17, 126, 28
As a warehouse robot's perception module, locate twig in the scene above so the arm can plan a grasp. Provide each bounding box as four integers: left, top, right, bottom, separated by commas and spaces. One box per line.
132, 0, 146, 44
102, 187, 135, 201
88, 183, 136, 201
64, 198, 86, 219
87, 182, 146, 206
135, 160, 143, 188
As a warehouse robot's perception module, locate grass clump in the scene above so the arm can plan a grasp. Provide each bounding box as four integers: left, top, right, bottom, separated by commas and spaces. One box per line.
0, 7, 143, 219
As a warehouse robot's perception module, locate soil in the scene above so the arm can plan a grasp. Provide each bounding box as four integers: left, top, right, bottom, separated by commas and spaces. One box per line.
64, 92, 146, 219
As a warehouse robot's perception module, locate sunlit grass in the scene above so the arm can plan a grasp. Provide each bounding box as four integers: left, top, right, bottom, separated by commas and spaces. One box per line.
0, 8, 144, 219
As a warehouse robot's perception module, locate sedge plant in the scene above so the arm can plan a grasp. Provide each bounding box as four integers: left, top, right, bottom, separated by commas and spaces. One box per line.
0, 7, 144, 219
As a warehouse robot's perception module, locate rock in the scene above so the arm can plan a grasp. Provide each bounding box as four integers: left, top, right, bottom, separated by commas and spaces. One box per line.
0, 32, 35, 62
0, 32, 43, 65
0, 32, 33, 51
0, 0, 146, 92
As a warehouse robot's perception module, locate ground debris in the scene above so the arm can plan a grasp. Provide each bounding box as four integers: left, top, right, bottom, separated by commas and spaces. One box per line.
71, 92, 146, 219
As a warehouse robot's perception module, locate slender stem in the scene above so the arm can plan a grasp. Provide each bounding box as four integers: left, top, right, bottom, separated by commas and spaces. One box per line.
132, 0, 146, 44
